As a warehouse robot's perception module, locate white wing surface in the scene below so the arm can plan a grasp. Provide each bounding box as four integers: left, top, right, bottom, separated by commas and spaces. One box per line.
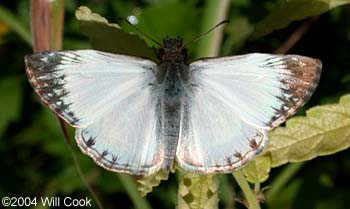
176, 53, 321, 174
25, 50, 163, 175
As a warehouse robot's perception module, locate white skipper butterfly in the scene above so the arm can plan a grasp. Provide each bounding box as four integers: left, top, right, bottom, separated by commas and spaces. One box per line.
25, 31, 321, 175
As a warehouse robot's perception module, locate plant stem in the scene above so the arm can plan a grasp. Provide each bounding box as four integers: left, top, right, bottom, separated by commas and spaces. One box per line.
117, 174, 152, 209
195, 0, 230, 58
265, 162, 305, 204
273, 17, 318, 54
232, 171, 261, 209
30, 0, 65, 51
64, 139, 104, 209
30, 1, 104, 208
254, 182, 260, 194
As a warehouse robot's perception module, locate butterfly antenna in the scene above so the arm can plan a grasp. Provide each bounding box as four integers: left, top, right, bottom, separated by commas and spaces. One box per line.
184, 20, 230, 48
121, 18, 163, 47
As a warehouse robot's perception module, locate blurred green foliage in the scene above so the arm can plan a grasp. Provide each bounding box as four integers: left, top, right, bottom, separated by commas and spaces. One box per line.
0, 0, 349, 209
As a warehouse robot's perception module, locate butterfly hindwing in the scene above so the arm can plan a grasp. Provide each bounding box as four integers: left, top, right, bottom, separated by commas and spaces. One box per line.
75, 83, 163, 175
177, 89, 269, 173
25, 50, 164, 175
176, 53, 321, 174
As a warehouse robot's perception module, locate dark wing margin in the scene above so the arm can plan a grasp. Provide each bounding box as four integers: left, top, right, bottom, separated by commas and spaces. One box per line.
25, 51, 81, 125
263, 55, 321, 128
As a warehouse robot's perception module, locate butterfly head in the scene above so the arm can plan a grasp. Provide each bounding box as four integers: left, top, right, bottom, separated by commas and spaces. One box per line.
159, 36, 187, 63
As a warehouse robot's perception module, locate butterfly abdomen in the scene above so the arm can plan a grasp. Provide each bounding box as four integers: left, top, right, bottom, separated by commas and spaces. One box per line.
158, 62, 188, 171
161, 101, 180, 171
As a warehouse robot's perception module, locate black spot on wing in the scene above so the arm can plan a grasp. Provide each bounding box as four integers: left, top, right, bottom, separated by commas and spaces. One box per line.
249, 139, 258, 150
102, 150, 109, 157
86, 137, 96, 147
225, 155, 233, 165
234, 151, 243, 161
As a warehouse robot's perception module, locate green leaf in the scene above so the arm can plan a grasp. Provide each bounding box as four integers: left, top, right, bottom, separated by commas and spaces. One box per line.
137, 170, 169, 197
242, 155, 271, 183
268, 94, 350, 167
177, 173, 219, 209
136, 0, 198, 46
0, 5, 31, 45
245, 94, 350, 183
252, 0, 350, 39
75, 6, 156, 61
0, 77, 22, 137
222, 16, 254, 55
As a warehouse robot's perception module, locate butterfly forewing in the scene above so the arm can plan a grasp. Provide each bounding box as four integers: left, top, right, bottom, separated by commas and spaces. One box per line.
25, 50, 156, 126
176, 53, 321, 174
25, 50, 164, 175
